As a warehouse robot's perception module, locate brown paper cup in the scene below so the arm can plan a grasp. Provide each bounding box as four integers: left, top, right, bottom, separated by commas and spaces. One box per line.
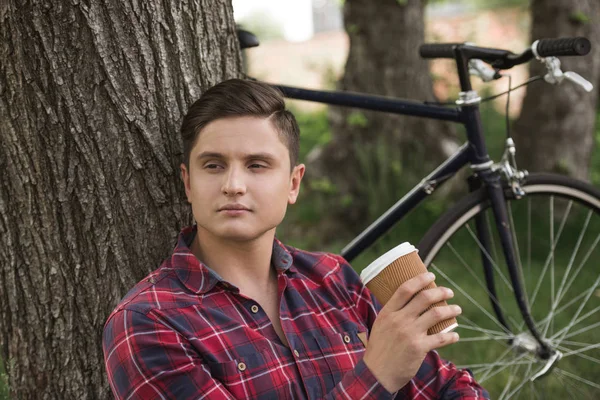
360, 242, 457, 335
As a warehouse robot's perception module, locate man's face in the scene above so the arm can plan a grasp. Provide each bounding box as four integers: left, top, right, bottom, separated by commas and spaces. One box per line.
180, 116, 305, 242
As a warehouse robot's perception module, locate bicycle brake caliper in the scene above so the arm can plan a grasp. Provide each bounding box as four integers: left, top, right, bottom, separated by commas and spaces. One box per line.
498, 138, 527, 199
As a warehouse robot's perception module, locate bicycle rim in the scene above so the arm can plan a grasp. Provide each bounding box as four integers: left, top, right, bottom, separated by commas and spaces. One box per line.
418, 173, 600, 399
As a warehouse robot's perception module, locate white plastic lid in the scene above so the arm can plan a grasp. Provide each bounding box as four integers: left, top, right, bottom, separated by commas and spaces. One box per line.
359, 242, 417, 284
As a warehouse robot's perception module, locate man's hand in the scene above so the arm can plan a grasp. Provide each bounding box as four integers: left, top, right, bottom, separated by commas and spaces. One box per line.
362, 272, 461, 393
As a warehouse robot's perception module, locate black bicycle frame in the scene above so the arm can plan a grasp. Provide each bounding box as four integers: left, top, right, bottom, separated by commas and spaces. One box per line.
274, 64, 552, 354
274, 84, 489, 260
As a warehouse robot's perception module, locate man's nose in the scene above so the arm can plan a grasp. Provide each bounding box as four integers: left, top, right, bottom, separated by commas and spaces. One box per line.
221, 167, 247, 196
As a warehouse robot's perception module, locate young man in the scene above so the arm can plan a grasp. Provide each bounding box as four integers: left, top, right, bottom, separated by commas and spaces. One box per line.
103, 79, 489, 399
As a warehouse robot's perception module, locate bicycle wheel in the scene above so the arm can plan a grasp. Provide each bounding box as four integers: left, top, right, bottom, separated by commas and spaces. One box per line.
418, 173, 600, 399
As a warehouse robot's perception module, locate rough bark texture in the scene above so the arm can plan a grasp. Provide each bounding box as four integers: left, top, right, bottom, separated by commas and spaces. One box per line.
513, 0, 600, 180
0, 0, 241, 398
316, 0, 458, 234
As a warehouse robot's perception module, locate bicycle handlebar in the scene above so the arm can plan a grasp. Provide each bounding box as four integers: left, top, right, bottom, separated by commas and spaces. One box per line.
533, 37, 591, 57
419, 37, 591, 70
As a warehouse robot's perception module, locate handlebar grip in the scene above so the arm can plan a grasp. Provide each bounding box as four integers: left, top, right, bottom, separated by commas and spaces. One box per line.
419, 43, 462, 59
534, 37, 591, 57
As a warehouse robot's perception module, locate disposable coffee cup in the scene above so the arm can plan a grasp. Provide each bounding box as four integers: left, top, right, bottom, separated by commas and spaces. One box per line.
360, 242, 458, 335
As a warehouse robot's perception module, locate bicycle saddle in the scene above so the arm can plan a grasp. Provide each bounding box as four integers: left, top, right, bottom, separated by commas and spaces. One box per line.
237, 29, 259, 50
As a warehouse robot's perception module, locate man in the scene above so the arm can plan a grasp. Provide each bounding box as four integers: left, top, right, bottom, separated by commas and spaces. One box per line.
103, 79, 489, 399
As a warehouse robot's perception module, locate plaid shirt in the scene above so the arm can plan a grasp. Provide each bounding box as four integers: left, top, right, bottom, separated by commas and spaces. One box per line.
103, 225, 489, 399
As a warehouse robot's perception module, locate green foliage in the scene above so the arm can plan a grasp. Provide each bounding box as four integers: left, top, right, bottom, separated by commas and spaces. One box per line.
346, 111, 369, 128
0, 358, 9, 400
289, 105, 332, 163
347, 24, 360, 35
237, 10, 284, 42
396, 0, 408, 5
569, 10, 590, 24
309, 177, 337, 194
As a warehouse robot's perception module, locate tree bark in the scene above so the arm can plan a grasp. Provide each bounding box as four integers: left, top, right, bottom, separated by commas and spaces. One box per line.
315, 0, 458, 235
513, 0, 600, 180
0, 0, 241, 398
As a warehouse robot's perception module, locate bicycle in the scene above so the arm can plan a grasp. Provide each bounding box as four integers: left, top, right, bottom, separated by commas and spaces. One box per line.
239, 30, 599, 399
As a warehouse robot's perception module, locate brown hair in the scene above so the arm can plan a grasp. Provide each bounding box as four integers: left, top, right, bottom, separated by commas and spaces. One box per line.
180, 79, 300, 169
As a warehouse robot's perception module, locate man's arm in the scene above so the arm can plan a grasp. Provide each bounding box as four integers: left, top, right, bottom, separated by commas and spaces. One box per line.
103, 308, 396, 399
103, 309, 236, 400
335, 255, 490, 399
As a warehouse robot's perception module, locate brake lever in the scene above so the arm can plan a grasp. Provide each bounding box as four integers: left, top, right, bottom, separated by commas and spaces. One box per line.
563, 71, 594, 92
542, 56, 594, 92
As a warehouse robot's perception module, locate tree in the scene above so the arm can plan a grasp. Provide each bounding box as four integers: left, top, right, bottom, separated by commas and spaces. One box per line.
313, 0, 458, 236
0, 1, 242, 398
513, 0, 600, 180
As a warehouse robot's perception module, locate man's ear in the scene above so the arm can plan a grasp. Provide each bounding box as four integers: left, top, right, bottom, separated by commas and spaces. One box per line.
180, 163, 192, 203
288, 164, 306, 205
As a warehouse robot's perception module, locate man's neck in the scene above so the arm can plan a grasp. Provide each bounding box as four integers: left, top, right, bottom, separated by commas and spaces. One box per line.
190, 227, 278, 295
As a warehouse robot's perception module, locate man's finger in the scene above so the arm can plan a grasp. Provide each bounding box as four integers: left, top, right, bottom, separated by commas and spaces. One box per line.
424, 331, 460, 352
383, 272, 436, 313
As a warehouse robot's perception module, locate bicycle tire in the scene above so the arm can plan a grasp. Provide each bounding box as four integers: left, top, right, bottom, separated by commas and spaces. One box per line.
417, 173, 600, 399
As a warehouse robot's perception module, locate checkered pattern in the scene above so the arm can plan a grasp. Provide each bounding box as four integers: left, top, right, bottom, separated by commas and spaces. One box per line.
103, 225, 489, 399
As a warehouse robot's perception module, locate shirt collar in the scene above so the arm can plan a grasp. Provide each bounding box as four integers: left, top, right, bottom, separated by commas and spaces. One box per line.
171, 225, 295, 294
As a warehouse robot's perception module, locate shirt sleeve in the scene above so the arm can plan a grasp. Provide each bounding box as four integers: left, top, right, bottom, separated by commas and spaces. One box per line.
103, 308, 236, 400
334, 254, 491, 400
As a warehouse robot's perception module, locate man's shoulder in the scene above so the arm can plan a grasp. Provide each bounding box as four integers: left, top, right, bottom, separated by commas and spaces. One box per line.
104, 257, 197, 325
283, 243, 354, 286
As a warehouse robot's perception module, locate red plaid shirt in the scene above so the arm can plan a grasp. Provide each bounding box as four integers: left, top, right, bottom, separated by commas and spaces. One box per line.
103, 225, 489, 399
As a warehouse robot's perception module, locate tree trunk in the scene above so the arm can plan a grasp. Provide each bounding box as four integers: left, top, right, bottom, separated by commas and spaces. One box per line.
315, 0, 458, 235
0, 1, 241, 398
513, 0, 600, 180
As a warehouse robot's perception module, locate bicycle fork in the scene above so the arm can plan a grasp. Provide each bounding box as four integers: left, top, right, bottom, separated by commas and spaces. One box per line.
472, 169, 555, 361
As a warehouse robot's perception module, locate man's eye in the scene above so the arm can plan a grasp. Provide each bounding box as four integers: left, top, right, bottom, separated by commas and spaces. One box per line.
249, 163, 266, 169
205, 164, 222, 169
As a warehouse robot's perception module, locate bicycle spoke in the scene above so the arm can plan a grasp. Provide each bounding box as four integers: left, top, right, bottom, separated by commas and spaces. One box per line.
554, 344, 600, 365
558, 339, 595, 347
504, 361, 539, 400
467, 344, 517, 379
528, 199, 572, 308
544, 209, 594, 336
549, 229, 600, 324
464, 224, 513, 291
551, 273, 600, 344
554, 372, 583, 400
549, 196, 555, 336
527, 197, 531, 290
431, 263, 512, 335
479, 352, 529, 384
554, 367, 600, 390
458, 334, 513, 342
561, 342, 600, 358
552, 321, 600, 342
528, 288, 595, 331
458, 321, 510, 337
498, 359, 522, 400
514, 362, 533, 400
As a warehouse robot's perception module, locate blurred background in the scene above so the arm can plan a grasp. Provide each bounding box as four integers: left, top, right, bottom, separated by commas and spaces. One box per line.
234, 0, 599, 268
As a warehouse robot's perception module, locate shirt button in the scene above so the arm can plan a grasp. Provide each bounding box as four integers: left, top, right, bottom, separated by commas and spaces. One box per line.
293, 349, 300, 357
251, 305, 259, 313
237, 362, 246, 371
343, 335, 351, 343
